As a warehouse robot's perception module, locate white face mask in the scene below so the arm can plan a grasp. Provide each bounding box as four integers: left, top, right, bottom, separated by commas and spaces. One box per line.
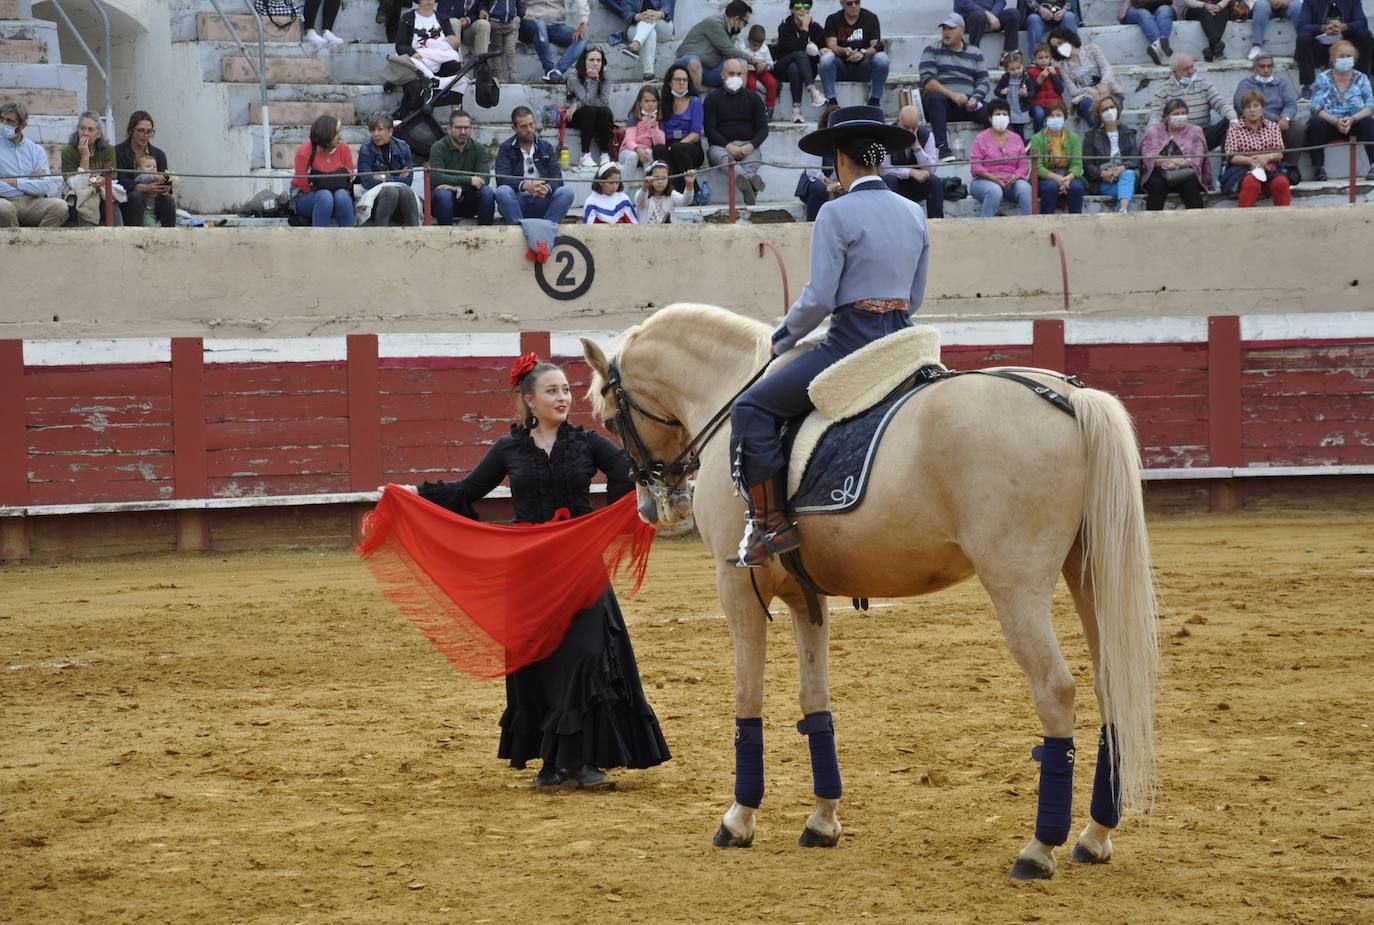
0, 123, 15, 141
1045, 115, 1065, 132
1168, 113, 1189, 128
1254, 73, 1275, 84
671, 87, 689, 98
723, 75, 745, 93
1055, 43, 1072, 58
990, 113, 1011, 131
1101, 108, 1118, 124
1335, 56, 1356, 72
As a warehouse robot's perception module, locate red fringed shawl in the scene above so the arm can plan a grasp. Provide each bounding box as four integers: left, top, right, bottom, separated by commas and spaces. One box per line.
357, 486, 655, 681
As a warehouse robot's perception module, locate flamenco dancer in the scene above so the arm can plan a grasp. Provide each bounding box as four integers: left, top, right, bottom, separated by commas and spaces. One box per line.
728, 105, 932, 567
379, 355, 670, 788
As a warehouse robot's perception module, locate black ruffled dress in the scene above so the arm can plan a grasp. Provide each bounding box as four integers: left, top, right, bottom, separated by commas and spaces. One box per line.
418, 422, 670, 772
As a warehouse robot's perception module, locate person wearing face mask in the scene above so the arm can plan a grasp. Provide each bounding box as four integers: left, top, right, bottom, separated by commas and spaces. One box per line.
1083, 96, 1140, 212
1234, 52, 1304, 168
704, 57, 770, 205
1222, 89, 1293, 205
1028, 100, 1086, 212
1148, 52, 1237, 151
658, 65, 707, 194
1140, 97, 1212, 208
1306, 39, 1374, 180
969, 99, 1035, 215
0, 101, 67, 228
1295, 0, 1373, 101
674, 0, 753, 90
1049, 27, 1123, 126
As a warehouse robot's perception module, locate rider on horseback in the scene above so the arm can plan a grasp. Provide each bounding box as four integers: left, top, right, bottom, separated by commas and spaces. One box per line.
728, 105, 932, 568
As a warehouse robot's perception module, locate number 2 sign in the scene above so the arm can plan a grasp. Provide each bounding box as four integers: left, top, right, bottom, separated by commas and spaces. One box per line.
533, 236, 596, 301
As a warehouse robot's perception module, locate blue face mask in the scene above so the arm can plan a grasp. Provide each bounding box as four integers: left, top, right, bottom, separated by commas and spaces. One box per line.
1335, 56, 1356, 72
1177, 75, 1193, 86
1045, 116, 1066, 132
0, 123, 15, 141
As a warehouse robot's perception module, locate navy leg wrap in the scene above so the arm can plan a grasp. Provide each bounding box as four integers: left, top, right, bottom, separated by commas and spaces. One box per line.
1089, 724, 1122, 829
1032, 736, 1076, 846
734, 717, 765, 809
797, 711, 842, 800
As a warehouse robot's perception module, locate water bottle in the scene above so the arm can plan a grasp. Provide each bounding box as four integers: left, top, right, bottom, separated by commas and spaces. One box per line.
559, 146, 570, 171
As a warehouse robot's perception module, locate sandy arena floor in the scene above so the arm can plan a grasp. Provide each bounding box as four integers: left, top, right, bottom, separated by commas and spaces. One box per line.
2, 512, 1372, 924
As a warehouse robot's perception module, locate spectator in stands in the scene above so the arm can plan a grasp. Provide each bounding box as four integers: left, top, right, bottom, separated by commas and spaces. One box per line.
1235, 52, 1305, 168
396, 0, 463, 87
1296, 0, 1373, 100
636, 160, 695, 222
430, 109, 496, 224
1028, 100, 1085, 212
1051, 26, 1123, 125
1182, 0, 1231, 62
60, 111, 117, 227
1307, 40, 1374, 180
705, 58, 769, 204
521, 0, 589, 83
969, 98, 1034, 215
292, 114, 356, 227
740, 24, 779, 121
304, 0, 346, 45
129, 153, 175, 227
115, 111, 177, 228
920, 12, 991, 161
445, 0, 493, 57
1027, 42, 1066, 132
582, 162, 638, 222
819, 0, 891, 107
774, 0, 829, 123
604, 0, 672, 82
1083, 95, 1139, 212
1148, 52, 1237, 149
566, 46, 615, 169
619, 85, 666, 179
993, 50, 1034, 137
1022, 0, 1081, 54
674, 0, 751, 90
1141, 97, 1212, 208
358, 113, 420, 226
956, 0, 1022, 62
1118, 0, 1174, 65
657, 65, 707, 193
1222, 89, 1294, 204
494, 105, 576, 223
1247, 0, 1302, 64
485, 0, 526, 84
797, 104, 840, 219
881, 105, 944, 218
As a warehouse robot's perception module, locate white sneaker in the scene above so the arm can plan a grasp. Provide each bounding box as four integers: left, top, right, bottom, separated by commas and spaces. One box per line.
580, 153, 596, 169
1247, 44, 1263, 61
323, 30, 345, 45
792, 104, 803, 123
809, 85, 826, 108
598, 152, 610, 167
304, 29, 327, 46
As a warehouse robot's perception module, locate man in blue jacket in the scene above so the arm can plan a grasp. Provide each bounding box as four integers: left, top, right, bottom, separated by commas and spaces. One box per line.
493, 105, 576, 224
1295, 0, 1373, 98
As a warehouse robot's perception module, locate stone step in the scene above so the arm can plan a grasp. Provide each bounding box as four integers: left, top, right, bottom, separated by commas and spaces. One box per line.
19, 113, 78, 144
0, 19, 58, 60
0, 0, 22, 20
0, 37, 44, 63
0, 61, 86, 96
222, 54, 328, 84
0, 85, 77, 114
196, 12, 301, 44
250, 98, 354, 125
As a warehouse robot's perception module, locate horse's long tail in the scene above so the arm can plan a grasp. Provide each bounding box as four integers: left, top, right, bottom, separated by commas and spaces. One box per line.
1070, 387, 1160, 821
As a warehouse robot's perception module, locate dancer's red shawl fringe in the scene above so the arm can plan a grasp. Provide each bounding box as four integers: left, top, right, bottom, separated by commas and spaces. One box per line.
356, 486, 655, 681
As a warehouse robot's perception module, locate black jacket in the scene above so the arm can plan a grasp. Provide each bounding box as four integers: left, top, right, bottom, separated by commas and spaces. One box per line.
419, 423, 633, 523
775, 15, 827, 57
396, 8, 456, 56
1082, 123, 1141, 191
114, 139, 168, 188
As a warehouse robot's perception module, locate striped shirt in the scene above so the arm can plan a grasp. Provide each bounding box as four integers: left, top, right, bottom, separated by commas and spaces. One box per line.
918, 41, 990, 101
1148, 75, 1236, 126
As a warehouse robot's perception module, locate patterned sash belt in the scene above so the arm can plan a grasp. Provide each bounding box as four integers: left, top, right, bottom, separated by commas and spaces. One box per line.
847, 299, 909, 314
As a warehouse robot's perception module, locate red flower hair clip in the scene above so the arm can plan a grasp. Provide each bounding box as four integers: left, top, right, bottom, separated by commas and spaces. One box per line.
508, 352, 539, 389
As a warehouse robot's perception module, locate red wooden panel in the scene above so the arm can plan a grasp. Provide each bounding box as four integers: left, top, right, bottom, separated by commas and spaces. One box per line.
28, 423, 176, 455
208, 473, 351, 497
27, 480, 172, 505
347, 334, 382, 492
1239, 367, 1374, 397
1031, 320, 1066, 372
521, 330, 551, 361
1241, 393, 1374, 423
206, 446, 351, 478
27, 454, 176, 483
380, 443, 494, 475
1242, 419, 1373, 448
203, 392, 351, 422
1241, 343, 1374, 371
378, 366, 509, 396
1068, 343, 1209, 373
172, 338, 208, 499
941, 346, 1035, 369
1242, 444, 1374, 466
23, 395, 174, 427
25, 365, 173, 398
1208, 316, 1243, 467
202, 362, 348, 394
1141, 446, 1210, 468
1076, 369, 1210, 399
205, 418, 350, 451
380, 390, 514, 421
0, 340, 26, 506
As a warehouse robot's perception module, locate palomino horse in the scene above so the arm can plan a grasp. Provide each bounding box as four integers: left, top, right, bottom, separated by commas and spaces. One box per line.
581, 304, 1159, 880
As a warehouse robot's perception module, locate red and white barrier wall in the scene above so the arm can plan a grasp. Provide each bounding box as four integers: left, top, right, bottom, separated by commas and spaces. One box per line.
2, 314, 1372, 560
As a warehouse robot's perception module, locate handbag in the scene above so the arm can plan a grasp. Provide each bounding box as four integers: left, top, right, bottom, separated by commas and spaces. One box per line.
608, 124, 627, 161
474, 60, 501, 109
309, 167, 354, 193
253, 0, 299, 29
1161, 168, 1195, 184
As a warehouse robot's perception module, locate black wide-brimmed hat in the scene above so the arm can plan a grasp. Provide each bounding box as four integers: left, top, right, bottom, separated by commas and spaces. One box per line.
798, 104, 916, 157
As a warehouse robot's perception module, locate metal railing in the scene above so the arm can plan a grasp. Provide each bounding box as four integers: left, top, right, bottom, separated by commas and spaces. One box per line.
44, 0, 113, 142
204, 0, 271, 170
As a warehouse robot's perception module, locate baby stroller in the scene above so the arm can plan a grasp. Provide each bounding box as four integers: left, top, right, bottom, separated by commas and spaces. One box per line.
385, 50, 502, 156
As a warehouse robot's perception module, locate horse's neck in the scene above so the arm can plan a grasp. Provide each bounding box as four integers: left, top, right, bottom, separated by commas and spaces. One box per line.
645, 331, 762, 433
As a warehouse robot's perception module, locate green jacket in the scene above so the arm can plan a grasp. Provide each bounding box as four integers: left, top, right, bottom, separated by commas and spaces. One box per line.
428, 135, 490, 188
1028, 129, 1083, 179
675, 14, 738, 67
60, 142, 116, 179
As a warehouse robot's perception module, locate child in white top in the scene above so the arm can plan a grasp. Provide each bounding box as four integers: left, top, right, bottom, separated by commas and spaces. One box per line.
633, 161, 694, 225
582, 162, 638, 224
738, 24, 778, 120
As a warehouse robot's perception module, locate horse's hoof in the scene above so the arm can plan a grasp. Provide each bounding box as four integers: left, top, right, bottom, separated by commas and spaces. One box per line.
1070, 842, 1110, 865
798, 826, 840, 848
1009, 857, 1055, 881
712, 823, 753, 848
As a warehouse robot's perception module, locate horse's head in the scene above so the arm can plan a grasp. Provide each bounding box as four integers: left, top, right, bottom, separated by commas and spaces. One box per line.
582, 333, 695, 529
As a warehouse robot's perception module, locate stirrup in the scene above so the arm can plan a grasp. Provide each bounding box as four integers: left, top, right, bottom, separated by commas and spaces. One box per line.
729, 519, 800, 568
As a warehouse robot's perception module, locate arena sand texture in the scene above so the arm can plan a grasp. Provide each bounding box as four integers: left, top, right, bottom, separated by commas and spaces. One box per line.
2, 512, 1372, 924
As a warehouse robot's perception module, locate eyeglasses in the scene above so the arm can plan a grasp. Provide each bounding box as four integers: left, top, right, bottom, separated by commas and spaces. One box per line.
134, 127, 155, 136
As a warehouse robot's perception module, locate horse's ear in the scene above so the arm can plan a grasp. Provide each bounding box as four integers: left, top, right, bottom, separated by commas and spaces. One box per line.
581, 336, 610, 379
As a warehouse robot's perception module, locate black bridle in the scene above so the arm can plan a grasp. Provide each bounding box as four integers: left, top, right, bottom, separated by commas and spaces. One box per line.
598, 356, 775, 491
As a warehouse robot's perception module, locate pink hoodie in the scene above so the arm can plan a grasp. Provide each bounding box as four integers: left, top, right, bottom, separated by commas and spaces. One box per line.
623, 118, 666, 152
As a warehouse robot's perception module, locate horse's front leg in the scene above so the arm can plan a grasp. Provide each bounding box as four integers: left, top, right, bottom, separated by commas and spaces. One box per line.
713, 567, 770, 848
785, 591, 841, 848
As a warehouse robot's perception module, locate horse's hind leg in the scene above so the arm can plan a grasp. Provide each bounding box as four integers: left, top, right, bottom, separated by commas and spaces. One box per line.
982, 576, 1077, 880
1063, 541, 1118, 866
783, 590, 841, 848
